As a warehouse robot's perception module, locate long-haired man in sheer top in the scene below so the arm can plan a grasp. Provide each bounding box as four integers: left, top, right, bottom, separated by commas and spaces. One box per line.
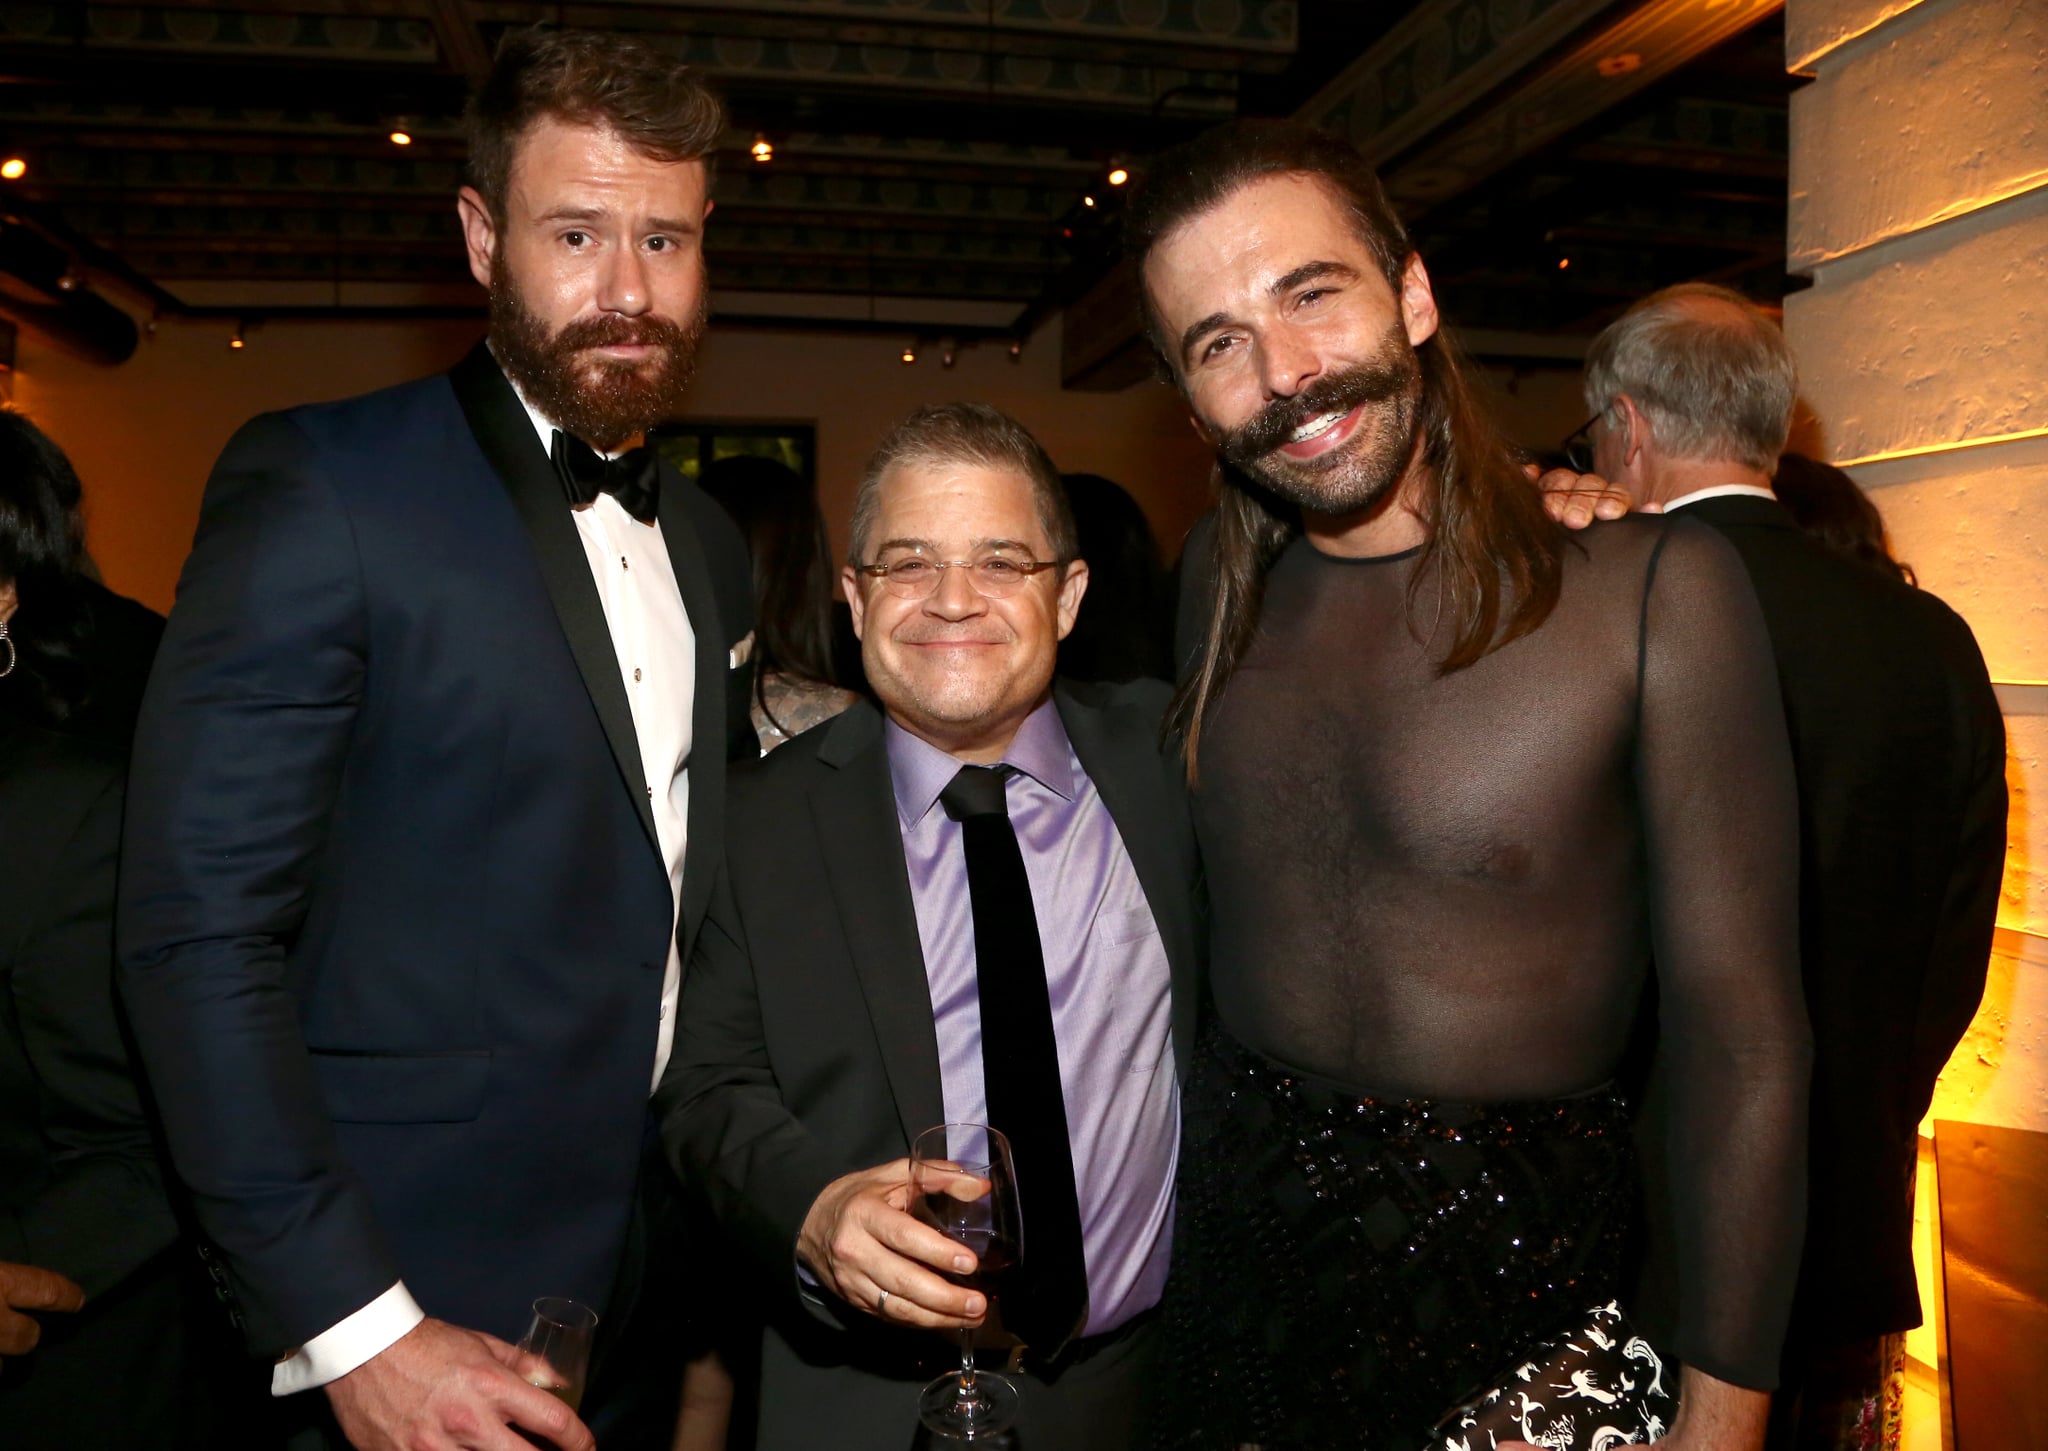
1125, 120, 1812, 1451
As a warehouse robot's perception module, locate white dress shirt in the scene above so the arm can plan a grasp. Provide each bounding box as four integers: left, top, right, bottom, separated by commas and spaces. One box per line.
1662, 482, 1778, 512
271, 390, 697, 1395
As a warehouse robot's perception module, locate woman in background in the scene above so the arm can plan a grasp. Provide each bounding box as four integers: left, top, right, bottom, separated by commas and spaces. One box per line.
1771, 452, 1916, 585
0, 408, 162, 747
0, 406, 255, 1447
699, 453, 858, 753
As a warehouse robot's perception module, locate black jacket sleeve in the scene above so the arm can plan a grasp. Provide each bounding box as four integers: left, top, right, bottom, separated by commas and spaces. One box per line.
656, 864, 841, 1305
116, 412, 401, 1356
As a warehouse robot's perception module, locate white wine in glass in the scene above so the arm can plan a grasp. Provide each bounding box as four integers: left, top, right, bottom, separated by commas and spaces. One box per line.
516, 1296, 598, 1414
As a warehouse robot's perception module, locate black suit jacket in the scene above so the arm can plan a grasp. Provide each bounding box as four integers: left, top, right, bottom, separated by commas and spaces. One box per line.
118, 344, 755, 1359
658, 681, 1199, 1438
1683, 494, 2006, 1347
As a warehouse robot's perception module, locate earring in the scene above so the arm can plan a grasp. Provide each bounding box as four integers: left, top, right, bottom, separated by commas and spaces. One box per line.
0, 618, 14, 679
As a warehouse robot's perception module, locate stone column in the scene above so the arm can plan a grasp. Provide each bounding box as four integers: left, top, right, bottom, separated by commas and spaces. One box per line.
1783, 0, 2046, 1439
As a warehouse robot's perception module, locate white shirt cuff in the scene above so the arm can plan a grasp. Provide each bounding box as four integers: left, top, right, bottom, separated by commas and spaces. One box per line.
269, 1282, 426, 1396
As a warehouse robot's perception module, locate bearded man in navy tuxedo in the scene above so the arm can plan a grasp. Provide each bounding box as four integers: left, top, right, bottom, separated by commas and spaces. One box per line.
118, 29, 754, 1451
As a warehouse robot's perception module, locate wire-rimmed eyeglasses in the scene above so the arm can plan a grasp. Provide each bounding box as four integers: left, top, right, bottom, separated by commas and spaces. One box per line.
854, 550, 1064, 600
1560, 411, 1604, 474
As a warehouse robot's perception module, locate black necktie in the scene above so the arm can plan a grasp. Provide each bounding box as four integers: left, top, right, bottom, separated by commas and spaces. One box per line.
551, 430, 660, 524
939, 764, 1088, 1351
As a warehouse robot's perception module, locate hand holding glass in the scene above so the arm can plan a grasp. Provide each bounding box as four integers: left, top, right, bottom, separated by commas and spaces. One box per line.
515, 1296, 597, 1413
910, 1122, 1025, 1439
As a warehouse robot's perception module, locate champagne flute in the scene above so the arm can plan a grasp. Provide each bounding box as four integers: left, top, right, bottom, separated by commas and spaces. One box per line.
516, 1296, 598, 1413
910, 1121, 1025, 1440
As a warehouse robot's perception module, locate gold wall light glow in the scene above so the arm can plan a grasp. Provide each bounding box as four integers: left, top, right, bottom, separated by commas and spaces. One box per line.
389, 131, 413, 146
1108, 167, 1129, 186
750, 135, 774, 163
0, 158, 25, 180
1836, 425, 2048, 470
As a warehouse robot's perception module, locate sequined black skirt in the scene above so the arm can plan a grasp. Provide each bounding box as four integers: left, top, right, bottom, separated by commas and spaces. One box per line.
1155, 1023, 1637, 1451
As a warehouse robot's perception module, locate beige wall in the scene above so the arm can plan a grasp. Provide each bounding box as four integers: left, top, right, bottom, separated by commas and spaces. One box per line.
1785, 0, 2048, 1439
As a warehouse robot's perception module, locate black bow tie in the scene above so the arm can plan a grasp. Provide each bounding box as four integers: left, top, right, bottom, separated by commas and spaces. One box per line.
551, 431, 660, 524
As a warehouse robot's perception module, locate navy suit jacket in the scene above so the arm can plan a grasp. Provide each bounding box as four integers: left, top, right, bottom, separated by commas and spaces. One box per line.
118, 344, 754, 1358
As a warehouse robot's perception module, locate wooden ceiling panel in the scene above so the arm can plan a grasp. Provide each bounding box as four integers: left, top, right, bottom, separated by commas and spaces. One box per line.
0, 0, 1793, 358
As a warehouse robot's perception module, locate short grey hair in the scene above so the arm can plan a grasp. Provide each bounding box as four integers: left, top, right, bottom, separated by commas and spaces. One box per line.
1582, 283, 1798, 473
849, 402, 1079, 564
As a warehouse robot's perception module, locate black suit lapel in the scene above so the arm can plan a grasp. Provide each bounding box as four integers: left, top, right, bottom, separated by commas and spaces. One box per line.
1679, 494, 1798, 533
657, 463, 728, 957
809, 705, 947, 1144
1055, 683, 1201, 1079
449, 344, 660, 855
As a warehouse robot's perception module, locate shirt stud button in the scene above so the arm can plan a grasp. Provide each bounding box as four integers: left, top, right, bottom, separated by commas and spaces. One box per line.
634, 667, 642, 681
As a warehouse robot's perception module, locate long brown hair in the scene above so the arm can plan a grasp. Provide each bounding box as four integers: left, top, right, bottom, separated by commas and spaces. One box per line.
1127, 120, 1564, 779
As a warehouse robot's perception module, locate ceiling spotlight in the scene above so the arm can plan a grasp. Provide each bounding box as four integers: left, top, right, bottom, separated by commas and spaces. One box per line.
388, 129, 413, 146
229, 321, 246, 350
1107, 166, 1129, 187
55, 272, 77, 292
0, 158, 25, 181
900, 342, 916, 365
751, 134, 774, 163
1082, 195, 1096, 208
940, 341, 957, 369
1557, 257, 1571, 270
1596, 52, 1642, 77
1008, 339, 1023, 360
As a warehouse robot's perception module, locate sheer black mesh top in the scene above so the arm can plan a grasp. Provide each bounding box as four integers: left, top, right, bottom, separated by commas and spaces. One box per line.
1187, 514, 1812, 1390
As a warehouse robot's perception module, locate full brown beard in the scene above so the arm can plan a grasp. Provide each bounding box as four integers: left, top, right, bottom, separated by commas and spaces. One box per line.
487, 253, 707, 451
1213, 319, 1423, 519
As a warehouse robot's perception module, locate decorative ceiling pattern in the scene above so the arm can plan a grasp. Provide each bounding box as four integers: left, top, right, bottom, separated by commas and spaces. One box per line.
0, 0, 1792, 370
0, 0, 1300, 317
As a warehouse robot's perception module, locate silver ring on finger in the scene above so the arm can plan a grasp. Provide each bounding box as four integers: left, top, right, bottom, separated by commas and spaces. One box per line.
877, 1288, 890, 1315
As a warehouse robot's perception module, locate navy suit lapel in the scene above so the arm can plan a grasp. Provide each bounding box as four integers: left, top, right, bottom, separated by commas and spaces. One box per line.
449, 343, 660, 855
809, 705, 947, 1145
657, 462, 728, 959
1056, 683, 1202, 1078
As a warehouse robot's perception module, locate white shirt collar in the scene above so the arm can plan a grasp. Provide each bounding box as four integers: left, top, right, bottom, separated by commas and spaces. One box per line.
1662, 482, 1778, 513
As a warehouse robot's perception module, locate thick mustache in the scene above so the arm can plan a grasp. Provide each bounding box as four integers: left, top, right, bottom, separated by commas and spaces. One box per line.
556, 315, 689, 352
1226, 356, 1414, 461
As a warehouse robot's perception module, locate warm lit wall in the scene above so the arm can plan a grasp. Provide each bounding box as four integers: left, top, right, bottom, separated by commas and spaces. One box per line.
8, 314, 482, 614
1784, 0, 2048, 1439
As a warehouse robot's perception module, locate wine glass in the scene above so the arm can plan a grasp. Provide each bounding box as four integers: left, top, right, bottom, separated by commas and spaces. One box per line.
515, 1296, 598, 1413
910, 1121, 1025, 1440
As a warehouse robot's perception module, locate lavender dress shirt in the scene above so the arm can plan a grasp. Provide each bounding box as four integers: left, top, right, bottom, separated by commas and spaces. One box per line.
886, 701, 1178, 1338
